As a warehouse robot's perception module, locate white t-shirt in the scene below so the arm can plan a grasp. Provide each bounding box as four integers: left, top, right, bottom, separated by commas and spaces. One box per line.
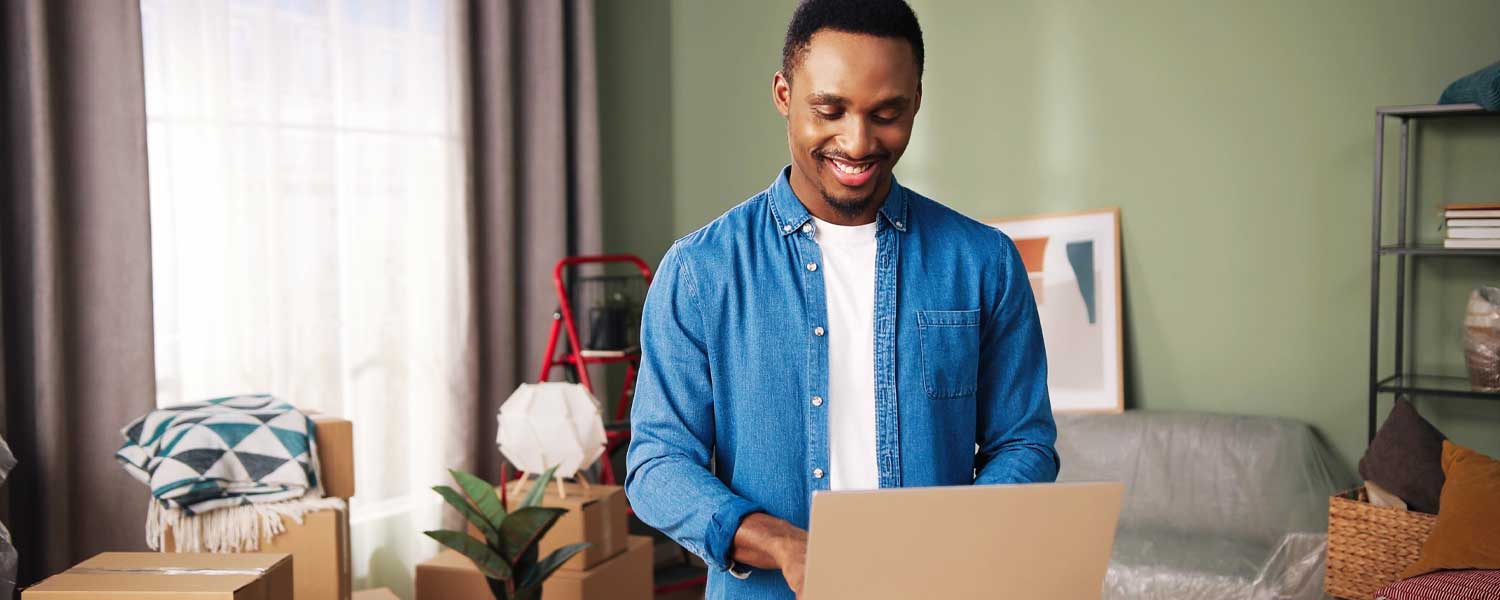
812, 216, 879, 491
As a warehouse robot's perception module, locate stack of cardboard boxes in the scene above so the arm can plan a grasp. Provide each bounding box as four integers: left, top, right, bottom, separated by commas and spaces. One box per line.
24, 414, 355, 600
416, 481, 652, 600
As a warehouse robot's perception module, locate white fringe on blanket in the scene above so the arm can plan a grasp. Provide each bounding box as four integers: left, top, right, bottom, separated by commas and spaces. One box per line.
147, 494, 346, 553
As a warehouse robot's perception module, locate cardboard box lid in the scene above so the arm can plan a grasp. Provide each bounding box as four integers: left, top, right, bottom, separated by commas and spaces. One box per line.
420, 549, 479, 573
352, 588, 399, 600
27, 552, 290, 597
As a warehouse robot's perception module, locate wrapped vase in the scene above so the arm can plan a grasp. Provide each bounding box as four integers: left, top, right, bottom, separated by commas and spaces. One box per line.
1464, 287, 1500, 392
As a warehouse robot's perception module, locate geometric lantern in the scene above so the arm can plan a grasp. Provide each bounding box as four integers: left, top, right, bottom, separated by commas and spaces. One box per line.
496, 382, 607, 480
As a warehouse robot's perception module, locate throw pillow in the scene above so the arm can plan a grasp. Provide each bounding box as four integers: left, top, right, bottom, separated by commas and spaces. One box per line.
1358, 400, 1447, 514
1400, 442, 1500, 579
1378, 570, 1500, 600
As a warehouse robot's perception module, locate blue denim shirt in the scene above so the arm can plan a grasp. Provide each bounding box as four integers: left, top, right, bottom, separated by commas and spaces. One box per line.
625, 167, 1059, 599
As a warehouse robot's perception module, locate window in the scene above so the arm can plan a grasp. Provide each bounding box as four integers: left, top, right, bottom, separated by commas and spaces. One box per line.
140, 0, 470, 586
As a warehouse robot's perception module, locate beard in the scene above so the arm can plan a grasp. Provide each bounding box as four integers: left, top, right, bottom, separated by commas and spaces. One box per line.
821, 188, 878, 219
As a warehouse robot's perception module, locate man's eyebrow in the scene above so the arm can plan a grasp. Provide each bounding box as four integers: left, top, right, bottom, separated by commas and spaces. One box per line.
871, 96, 912, 111
804, 93, 912, 111
805, 92, 849, 106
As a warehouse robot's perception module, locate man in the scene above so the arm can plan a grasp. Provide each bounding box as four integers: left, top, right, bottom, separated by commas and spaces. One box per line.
625, 1, 1058, 598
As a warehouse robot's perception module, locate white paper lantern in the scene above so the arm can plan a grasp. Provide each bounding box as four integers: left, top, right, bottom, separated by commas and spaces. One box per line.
496, 382, 607, 479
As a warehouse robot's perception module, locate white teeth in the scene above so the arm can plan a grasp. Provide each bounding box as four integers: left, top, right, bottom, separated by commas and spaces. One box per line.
830, 159, 871, 175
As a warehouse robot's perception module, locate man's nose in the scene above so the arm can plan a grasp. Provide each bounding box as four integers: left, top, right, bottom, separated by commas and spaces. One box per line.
836, 117, 879, 159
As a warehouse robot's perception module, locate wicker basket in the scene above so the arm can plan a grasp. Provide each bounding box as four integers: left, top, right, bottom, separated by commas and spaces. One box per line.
1325, 486, 1438, 599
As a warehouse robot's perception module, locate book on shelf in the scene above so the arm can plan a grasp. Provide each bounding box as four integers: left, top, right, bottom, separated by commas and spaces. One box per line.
1444, 202, 1500, 211
1447, 210, 1500, 218
1448, 218, 1500, 227
1446, 227, 1500, 239
1443, 238, 1500, 249
1443, 202, 1500, 219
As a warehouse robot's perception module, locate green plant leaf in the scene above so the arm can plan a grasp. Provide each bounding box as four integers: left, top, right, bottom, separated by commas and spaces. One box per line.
520, 465, 560, 508
450, 468, 507, 524
498, 506, 567, 563
519, 542, 591, 590
513, 542, 540, 581
432, 485, 501, 546
423, 529, 512, 581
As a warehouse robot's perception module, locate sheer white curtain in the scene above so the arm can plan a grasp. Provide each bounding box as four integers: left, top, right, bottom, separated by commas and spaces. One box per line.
140, 0, 472, 592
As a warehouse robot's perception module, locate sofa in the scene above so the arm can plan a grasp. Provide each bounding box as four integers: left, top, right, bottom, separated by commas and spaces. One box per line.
1055, 411, 1357, 600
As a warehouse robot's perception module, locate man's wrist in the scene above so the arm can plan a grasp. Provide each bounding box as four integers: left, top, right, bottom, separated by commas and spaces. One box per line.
767, 520, 806, 568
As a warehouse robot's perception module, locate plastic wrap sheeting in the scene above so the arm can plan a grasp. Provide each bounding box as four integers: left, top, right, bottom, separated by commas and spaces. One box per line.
1056, 411, 1357, 600
1465, 287, 1500, 392
0, 434, 15, 599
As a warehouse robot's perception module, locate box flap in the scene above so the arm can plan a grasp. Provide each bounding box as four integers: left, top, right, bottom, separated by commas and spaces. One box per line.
27, 552, 290, 597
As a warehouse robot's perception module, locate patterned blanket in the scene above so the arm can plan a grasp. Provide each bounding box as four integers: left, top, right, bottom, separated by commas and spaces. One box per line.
116, 395, 326, 515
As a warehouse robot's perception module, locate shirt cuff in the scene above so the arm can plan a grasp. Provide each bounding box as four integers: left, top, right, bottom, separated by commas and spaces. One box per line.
705, 496, 764, 572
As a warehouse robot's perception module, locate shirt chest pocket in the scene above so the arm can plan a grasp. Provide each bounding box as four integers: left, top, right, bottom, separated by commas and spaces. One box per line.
916, 308, 981, 399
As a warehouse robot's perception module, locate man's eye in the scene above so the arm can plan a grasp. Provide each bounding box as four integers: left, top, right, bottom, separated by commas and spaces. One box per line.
872, 111, 901, 124
814, 109, 842, 120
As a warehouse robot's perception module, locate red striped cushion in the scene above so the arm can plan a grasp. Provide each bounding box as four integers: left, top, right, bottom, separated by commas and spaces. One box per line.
1378, 570, 1500, 600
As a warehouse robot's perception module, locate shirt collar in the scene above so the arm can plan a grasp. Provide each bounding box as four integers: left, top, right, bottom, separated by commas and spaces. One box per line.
768, 165, 909, 237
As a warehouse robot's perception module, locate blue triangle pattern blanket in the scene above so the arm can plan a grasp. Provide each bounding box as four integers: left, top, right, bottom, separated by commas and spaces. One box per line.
116, 394, 324, 515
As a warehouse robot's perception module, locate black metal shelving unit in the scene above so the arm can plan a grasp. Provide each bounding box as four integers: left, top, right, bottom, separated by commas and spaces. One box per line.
1368, 103, 1500, 442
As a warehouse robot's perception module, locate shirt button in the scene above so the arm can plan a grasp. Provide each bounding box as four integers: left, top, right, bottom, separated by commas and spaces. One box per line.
813, 468, 825, 479
802, 223, 813, 233
806, 262, 817, 272
783, 224, 793, 233
895, 220, 904, 228
811, 396, 823, 407
814, 326, 825, 337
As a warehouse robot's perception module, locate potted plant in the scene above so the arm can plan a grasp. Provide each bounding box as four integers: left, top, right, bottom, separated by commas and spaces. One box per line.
425, 466, 588, 600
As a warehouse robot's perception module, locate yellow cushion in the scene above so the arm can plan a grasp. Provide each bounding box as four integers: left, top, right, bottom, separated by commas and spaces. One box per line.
1401, 441, 1500, 578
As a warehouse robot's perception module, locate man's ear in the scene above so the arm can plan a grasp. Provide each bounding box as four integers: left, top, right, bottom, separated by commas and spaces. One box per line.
772, 71, 791, 119
913, 82, 923, 116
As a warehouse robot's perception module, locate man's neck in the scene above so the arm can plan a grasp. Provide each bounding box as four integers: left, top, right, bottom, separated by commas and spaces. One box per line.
787, 166, 888, 227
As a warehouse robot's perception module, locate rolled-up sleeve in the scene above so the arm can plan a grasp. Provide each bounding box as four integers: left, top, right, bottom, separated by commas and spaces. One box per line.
974, 231, 1061, 485
625, 242, 763, 571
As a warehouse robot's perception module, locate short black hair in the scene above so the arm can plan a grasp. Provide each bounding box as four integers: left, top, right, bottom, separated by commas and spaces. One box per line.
781, 0, 924, 86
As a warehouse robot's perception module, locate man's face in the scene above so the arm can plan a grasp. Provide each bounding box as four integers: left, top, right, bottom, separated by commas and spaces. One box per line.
774, 30, 921, 220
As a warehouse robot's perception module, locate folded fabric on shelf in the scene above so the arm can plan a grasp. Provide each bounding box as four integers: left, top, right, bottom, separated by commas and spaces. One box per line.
115, 394, 328, 513
116, 394, 349, 552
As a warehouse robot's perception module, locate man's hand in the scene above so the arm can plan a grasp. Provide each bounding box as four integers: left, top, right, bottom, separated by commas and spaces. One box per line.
775, 532, 808, 596
731, 512, 810, 596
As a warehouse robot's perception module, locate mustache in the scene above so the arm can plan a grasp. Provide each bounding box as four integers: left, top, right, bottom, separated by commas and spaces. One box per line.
813, 148, 891, 163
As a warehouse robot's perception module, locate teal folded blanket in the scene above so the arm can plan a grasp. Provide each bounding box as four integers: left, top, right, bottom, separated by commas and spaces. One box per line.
1439, 61, 1500, 111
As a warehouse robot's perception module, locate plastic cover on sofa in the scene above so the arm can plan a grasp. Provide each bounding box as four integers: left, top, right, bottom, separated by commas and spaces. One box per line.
1055, 411, 1357, 600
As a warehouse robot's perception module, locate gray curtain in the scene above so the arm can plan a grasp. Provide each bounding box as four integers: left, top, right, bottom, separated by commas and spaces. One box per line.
0, 0, 156, 588
468, 0, 604, 480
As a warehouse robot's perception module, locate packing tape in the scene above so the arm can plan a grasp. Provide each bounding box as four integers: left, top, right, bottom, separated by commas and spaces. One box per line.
69, 567, 268, 576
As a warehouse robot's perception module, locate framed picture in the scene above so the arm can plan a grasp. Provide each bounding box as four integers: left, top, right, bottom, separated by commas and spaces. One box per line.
987, 208, 1123, 413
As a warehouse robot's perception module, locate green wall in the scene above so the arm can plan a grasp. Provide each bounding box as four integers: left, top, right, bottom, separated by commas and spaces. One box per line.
596, 0, 1500, 468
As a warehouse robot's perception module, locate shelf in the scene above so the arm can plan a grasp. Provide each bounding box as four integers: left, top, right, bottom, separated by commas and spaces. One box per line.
1378, 244, 1500, 256
1376, 374, 1500, 401
1377, 103, 1497, 118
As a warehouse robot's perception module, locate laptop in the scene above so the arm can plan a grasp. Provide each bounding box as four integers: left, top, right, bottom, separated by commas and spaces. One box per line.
801, 481, 1124, 599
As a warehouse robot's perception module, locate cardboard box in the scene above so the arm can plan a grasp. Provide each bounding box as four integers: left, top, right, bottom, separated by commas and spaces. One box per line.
24, 552, 291, 599
352, 589, 399, 600
416, 535, 653, 600
471, 482, 627, 572
311, 414, 355, 499
165, 507, 350, 600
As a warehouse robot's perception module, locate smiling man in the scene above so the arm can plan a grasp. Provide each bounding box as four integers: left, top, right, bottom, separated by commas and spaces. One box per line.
624, 1, 1059, 598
